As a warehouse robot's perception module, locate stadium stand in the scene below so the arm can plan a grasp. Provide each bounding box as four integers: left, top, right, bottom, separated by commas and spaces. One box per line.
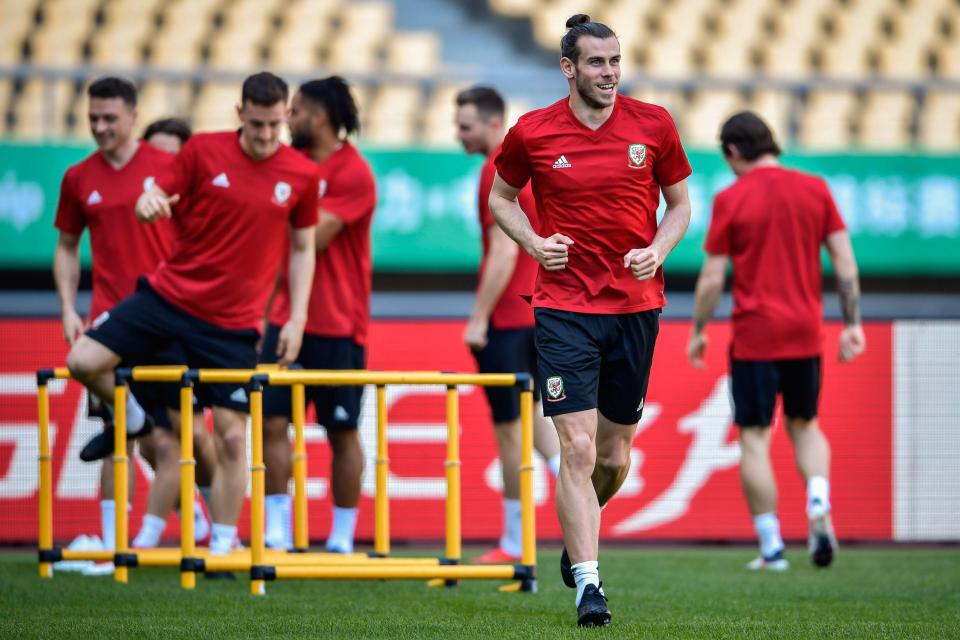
0, 0, 957, 148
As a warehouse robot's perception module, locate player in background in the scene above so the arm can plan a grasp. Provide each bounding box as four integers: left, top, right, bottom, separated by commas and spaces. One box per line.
53, 79, 205, 574
143, 117, 193, 154
454, 85, 561, 564
261, 77, 375, 554
688, 111, 865, 571
488, 15, 692, 627
66, 72, 319, 556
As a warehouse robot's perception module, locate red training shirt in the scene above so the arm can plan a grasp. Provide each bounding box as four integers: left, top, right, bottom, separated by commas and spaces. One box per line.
151, 131, 320, 331
704, 166, 846, 360
270, 141, 376, 345
55, 142, 177, 321
478, 144, 540, 329
495, 96, 692, 314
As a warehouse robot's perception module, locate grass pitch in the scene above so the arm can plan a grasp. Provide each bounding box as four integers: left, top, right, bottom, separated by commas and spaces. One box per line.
1, 547, 957, 639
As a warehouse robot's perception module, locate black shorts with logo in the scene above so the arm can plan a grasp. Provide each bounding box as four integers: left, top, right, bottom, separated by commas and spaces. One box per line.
85, 278, 259, 413
534, 308, 660, 425
471, 326, 541, 423
260, 324, 366, 430
730, 356, 821, 427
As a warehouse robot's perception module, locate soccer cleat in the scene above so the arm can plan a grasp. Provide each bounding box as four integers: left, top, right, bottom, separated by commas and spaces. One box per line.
54, 535, 98, 572
809, 511, 838, 568
81, 561, 115, 576
473, 547, 521, 564
560, 547, 575, 588
79, 414, 155, 462
577, 583, 612, 627
746, 548, 789, 571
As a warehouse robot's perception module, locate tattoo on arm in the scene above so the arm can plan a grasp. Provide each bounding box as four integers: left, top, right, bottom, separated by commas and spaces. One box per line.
838, 276, 861, 326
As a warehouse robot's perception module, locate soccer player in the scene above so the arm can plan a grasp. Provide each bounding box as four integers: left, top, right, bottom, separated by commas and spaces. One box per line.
143, 117, 192, 154
454, 85, 562, 563
488, 15, 693, 627
687, 111, 865, 571
260, 77, 375, 553
66, 72, 319, 556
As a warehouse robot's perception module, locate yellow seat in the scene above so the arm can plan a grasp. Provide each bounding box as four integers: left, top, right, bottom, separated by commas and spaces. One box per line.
191, 83, 243, 133
858, 90, 915, 149
815, 0, 887, 78
747, 90, 793, 148
366, 84, 422, 147
760, 0, 832, 79
421, 84, 467, 148
385, 32, 441, 77
327, 2, 394, 74
208, 0, 280, 71
29, 0, 99, 66
639, 0, 713, 79
12, 78, 75, 140
489, 0, 541, 19
0, 0, 36, 65
683, 90, 746, 147
630, 87, 687, 129
918, 91, 960, 150
531, 0, 601, 52
269, 0, 341, 72
90, 0, 164, 68
149, 0, 218, 70
702, 0, 767, 78
136, 81, 195, 135
798, 90, 856, 150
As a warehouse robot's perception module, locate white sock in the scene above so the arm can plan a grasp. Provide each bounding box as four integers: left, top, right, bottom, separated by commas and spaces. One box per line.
100, 500, 116, 550
265, 494, 292, 546
209, 523, 237, 555
193, 499, 210, 542
572, 560, 600, 606
198, 486, 212, 505
326, 506, 358, 553
547, 454, 561, 478
132, 513, 166, 548
807, 476, 831, 517
499, 498, 523, 556
125, 393, 146, 433
754, 512, 784, 558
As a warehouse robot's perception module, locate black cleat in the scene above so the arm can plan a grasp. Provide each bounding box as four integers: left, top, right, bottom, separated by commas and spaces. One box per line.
560, 547, 575, 588
79, 414, 154, 462
577, 583, 611, 627
808, 510, 838, 568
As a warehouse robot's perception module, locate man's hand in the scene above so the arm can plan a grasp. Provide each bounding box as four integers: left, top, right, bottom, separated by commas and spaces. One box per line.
838, 324, 866, 362
463, 316, 489, 351
276, 319, 305, 367
61, 309, 84, 345
530, 233, 573, 271
687, 331, 708, 368
135, 188, 179, 223
624, 247, 663, 281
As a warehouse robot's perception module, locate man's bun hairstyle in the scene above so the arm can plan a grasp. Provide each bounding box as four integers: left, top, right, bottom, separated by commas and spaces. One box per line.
561, 14, 617, 63
299, 76, 361, 138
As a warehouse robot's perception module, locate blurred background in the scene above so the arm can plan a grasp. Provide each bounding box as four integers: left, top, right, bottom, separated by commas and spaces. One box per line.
0, 0, 957, 547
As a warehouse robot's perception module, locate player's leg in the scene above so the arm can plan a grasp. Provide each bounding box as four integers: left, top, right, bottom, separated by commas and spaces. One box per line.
208, 406, 248, 553
592, 414, 637, 506
260, 323, 295, 549
132, 426, 179, 548
527, 329, 561, 475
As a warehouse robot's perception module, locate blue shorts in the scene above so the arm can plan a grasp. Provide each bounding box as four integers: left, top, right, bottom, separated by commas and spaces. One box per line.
260, 324, 365, 430
85, 278, 259, 413
730, 356, 821, 427
534, 308, 660, 425
471, 326, 541, 423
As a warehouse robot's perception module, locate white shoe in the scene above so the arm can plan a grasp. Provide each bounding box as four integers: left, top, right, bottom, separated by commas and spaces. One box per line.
265, 530, 290, 551
54, 535, 98, 572
81, 561, 115, 576
809, 509, 838, 568
746, 549, 789, 571
193, 499, 211, 543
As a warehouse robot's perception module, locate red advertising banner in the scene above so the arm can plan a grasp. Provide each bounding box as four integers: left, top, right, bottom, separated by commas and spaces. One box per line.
0, 319, 891, 544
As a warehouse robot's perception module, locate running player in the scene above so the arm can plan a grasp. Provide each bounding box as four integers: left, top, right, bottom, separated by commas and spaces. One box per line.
688, 111, 865, 571
66, 72, 319, 556
261, 77, 375, 553
488, 15, 692, 627
454, 85, 561, 563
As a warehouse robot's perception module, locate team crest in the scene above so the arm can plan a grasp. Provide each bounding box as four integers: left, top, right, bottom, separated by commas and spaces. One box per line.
628, 143, 647, 168
318, 179, 328, 198
545, 375, 566, 401
143, 176, 155, 192
273, 181, 292, 205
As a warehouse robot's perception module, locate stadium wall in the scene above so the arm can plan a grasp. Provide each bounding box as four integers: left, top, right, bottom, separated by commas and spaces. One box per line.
1, 318, 956, 544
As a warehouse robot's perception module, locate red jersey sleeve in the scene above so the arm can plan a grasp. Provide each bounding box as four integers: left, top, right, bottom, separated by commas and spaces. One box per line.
495, 123, 532, 190
291, 169, 321, 229
654, 113, 693, 187
820, 179, 846, 240
477, 159, 496, 229
155, 136, 197, 198
704, 193, 732, 256
322, 163, 374, 225
53, 168, 86, 235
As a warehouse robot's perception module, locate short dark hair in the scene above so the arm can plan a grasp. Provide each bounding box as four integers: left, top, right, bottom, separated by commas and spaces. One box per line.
241, 72, 289, 107
87, 76, 137, 107
719, 111, 782, 160
455, 86, 505, 121
561, 14, 617, 64
299, 76, 360, 137
143, 118, 192, 144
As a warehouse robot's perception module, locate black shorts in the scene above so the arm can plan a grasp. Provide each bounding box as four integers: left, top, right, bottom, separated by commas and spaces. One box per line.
471, 326, 541, 423
730, 356, 821, 427
260, 324, 365, 430
85, 278, 259, 413
534, 308, 660, 425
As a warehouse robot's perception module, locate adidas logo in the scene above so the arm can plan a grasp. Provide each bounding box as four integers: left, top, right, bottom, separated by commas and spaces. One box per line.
552, 155, 572, 169
229, 387, 248, 403
86, 190, 103, 205
211, 172, 230, 188
333, 405, 350, 422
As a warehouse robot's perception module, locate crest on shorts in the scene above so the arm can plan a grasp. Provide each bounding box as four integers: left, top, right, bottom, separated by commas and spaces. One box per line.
628, 143, 647, 168
545, 375, 566, 401
273, 181, 292, 205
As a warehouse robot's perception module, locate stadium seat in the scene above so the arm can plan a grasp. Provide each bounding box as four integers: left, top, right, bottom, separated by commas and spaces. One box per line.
489, 0, 542, 19
506, 98, 533, 129
149, 0, 218, 70
0, 0, 36, 65
639, 0, 713, 78
530, 0, 601, 53
136, 81, 194, 134
747, 89, 794, 147
814, 0, 886, 77
761, 0, 832, 79
269, 0, 340, 72
11, 78, 75, 139
798, 90, 856, 149
858, 90, 915, 149
421, 84, 465, 148
365, 83, 422, 146
683, 89, 746, 146
595, 0, 657, 77
385, 32, 441, 77
28, 0, 98, 66
327, 1, 394, 75
630, 86, 687, 129
876, 0, 946, 78
191, 82, 243, 133
208, 0, 280, 71
701, 0, 767, 78
90, 0, 163, 68
918, 90, 960, 150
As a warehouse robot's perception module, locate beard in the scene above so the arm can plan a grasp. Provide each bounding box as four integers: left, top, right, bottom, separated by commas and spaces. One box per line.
290, 128, 315, 150
575, 73, 612, 110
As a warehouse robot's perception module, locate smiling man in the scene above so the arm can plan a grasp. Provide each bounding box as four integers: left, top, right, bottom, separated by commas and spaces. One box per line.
488, 15, 693, 627
66, 72, 319, 557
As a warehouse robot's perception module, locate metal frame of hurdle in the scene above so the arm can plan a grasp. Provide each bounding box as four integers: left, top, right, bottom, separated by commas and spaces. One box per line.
36, 366, 538, 595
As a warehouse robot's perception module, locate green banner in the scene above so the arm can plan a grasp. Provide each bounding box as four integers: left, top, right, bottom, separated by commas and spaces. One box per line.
1, 141, 959, 275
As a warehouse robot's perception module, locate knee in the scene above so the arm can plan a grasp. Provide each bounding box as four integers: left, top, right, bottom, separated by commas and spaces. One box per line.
596, 442, 631, 470
264, 418, 290, 445
216, 428, 246, 461
328, 431, 361, 455
560, 431, 595, 473
66, 346, 95, 383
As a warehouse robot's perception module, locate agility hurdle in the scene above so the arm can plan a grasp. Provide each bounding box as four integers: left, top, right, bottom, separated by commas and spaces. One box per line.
36, 367, 538, 595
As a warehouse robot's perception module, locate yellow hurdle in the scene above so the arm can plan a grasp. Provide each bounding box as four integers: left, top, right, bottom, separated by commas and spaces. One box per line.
36, 373, 53, 579
374, 384, 389, 556
249, 378, 266, 596
444, 386, 462, 570
179, 374, 196, 590
113, 380, 129, 585
291, 383, 308, 551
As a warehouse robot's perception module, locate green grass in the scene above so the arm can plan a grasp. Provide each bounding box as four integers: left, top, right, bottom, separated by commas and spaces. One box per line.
1, 548, 958, 639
